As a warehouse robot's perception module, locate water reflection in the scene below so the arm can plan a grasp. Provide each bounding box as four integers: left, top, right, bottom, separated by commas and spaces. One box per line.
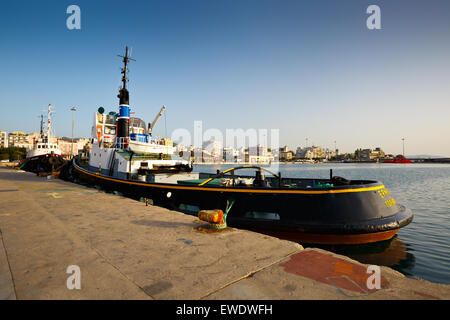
303, 236, 416, 277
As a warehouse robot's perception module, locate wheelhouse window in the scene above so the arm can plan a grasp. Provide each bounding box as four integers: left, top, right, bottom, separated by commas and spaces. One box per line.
104, 126, 116, 135
105, 114, 115, 125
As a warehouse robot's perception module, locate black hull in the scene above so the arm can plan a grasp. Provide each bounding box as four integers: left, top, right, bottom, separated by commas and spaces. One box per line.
18, 154, 66, 174
71, 159, 413, 244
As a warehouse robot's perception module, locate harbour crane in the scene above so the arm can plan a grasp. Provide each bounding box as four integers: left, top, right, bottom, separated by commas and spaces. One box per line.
148, 105, 166, 136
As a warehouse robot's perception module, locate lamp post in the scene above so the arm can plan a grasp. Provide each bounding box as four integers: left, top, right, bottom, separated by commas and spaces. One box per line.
71, 107, 77, 158
402, 138, 405, 157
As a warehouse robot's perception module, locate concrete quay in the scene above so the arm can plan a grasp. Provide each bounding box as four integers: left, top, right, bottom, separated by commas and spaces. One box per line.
0, 167, 449, 300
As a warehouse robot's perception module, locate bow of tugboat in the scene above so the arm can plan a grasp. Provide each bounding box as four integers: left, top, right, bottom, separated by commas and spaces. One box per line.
224, 178, 414, 245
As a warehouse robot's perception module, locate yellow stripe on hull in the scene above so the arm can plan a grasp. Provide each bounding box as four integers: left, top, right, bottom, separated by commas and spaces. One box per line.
73, 163, 384, 195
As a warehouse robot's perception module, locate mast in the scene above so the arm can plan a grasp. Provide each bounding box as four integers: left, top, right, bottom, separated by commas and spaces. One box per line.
47, 104, 53, 140
117, 46, 136, 105
40, 114, 44, 137
116, 46, 135, 140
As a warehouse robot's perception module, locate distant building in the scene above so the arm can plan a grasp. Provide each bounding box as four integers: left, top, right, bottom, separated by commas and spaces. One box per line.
356, 147, 385, 160
57, 138, 91, 157
296, 146, 326, 159
279, 146, 293, 161
160, 138, 173, 147
58, 139, 78, 157
0, 131, 8, 148
245, 153, 274, 164
202, 140, 222, 162
335, 153, 354, 161
77, 138, 91, 151
248, 145, 269, 157
27, 132, 41, 143
223, 147, 240, 163
371, 147, 385, 159
325, 148, 336, 160
295, 147, 306, 159
246, 145, 273, 164
8, 131, 31, 149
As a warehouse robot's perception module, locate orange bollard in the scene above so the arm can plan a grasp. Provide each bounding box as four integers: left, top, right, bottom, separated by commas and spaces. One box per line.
198, 209, 224, 224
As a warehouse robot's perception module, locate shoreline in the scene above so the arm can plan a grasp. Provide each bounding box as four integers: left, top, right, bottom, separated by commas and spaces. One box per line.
193, 160, 450, 165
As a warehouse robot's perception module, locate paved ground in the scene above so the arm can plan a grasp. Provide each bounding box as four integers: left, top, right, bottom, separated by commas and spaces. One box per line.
0, 167, 449, 300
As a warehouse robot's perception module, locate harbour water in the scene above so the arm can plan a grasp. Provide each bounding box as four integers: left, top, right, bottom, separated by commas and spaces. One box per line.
194, 163, 450, 285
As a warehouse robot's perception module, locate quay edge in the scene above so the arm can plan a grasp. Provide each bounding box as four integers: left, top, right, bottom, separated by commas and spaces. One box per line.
0, 167, 448, 300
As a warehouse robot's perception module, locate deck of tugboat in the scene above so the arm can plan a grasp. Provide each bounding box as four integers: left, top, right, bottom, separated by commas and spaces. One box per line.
0, 166, 449, 300
116, 150, 175, 161
77, 159, 380, 189
197, 173, 380, 189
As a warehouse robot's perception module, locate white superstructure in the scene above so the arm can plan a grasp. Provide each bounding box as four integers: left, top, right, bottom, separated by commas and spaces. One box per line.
27, 104, 62, 158
88, 109, 190, 180
85, 46, 191, 180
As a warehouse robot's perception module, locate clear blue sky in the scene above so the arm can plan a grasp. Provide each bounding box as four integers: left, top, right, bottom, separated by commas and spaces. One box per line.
1, 0, 449, 156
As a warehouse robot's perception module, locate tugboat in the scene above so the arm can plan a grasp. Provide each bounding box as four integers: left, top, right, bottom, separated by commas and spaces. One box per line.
17, 104, 65, 174
70, 47, 413, 244
383, 155, 412, 164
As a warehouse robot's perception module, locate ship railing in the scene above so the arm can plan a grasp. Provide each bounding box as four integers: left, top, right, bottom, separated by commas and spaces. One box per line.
114, 136, 173, 150
116, 137, 129, 149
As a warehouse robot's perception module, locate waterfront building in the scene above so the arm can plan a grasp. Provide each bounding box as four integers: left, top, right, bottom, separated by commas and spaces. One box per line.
246, 145, 273, 163
279, 146, 293, 161
160, 137, 173, 146
76, 138, 91, 152
245, 153, 274, 164
8, 131, 32, 149
223, 147, 239, 163
46, 137, 90, 157
28, 131, 59, 147
191, 147, 214, 163
325, 148, 336, 160
296, 146, 326, 159
27, 132, 42, 144
203, 139, 222, 162
356, 147, 386, 160
246, 145, 273, 164
58, 139, 78, 157
0, 131, 8, 148
371, 147, 385, 159
296, 147, 307, 159
248, 145, 270, 157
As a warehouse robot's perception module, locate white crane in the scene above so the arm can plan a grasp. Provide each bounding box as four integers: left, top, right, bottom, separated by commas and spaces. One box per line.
148, 105, 166, 136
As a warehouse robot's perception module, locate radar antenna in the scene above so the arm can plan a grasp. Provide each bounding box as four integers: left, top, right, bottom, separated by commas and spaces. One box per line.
117, 46, 136, 92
